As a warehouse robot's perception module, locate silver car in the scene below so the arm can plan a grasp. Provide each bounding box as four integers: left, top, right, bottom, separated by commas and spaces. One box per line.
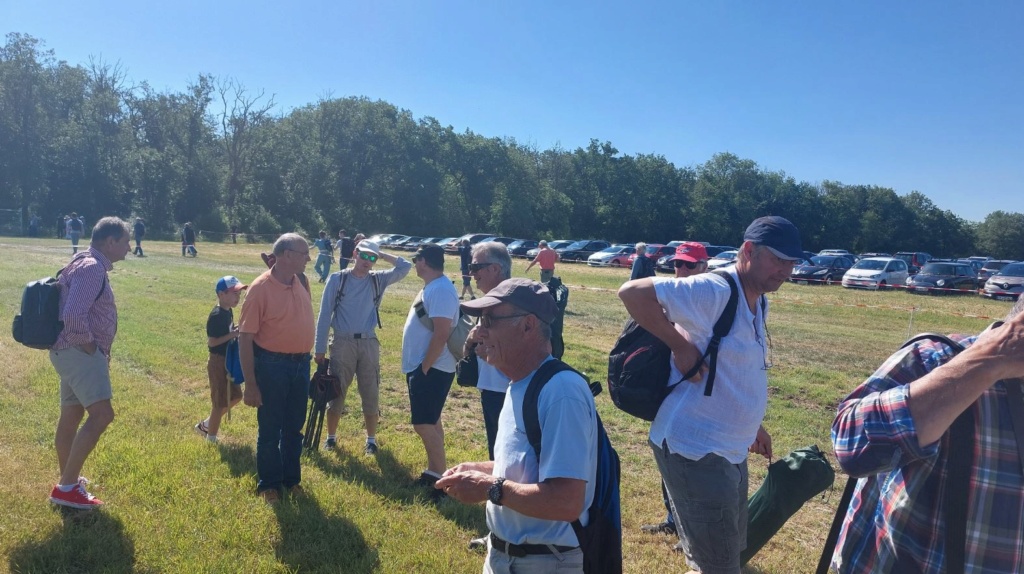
982, 262, 1024, 301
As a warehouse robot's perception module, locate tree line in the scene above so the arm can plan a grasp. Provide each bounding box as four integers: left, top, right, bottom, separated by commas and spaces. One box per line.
2, 33, 1022, 259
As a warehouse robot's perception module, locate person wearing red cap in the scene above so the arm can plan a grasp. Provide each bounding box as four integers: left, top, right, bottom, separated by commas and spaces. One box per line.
194, 276, 248, 443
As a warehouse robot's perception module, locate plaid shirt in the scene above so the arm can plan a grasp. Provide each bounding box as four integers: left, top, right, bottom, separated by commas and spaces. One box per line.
830, 333, 1024, 573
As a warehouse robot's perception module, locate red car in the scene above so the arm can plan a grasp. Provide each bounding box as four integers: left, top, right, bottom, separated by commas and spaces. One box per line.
627, 244, 675, 265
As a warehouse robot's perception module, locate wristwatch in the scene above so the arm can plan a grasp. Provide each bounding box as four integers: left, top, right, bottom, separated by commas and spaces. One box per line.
488, 477, 506, 506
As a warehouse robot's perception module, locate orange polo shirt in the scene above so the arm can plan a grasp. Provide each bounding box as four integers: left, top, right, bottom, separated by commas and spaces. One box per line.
535, 248, 557, 270
238, 269, 315, 354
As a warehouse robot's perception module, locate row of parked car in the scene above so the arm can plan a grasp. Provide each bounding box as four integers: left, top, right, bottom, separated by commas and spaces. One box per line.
788, 250, 1022, 301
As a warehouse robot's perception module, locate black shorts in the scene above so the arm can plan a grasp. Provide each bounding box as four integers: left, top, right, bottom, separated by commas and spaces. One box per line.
406, 366, 454, 425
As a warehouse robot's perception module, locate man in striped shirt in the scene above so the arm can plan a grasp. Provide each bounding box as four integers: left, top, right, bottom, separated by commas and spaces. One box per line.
830, 296, 1024, 573
48, 216, 131, 510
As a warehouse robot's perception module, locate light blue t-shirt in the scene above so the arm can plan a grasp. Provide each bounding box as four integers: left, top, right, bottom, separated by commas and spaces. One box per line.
487, 359, 597, 546
650, 267, 769, 464
401, 276, 459, 373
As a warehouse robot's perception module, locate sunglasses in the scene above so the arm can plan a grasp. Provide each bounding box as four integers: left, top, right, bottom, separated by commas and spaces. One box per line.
468, 262, 493, 273
479, 313, 529, 328
674, 260, 700, 269
358, 252, 378, 262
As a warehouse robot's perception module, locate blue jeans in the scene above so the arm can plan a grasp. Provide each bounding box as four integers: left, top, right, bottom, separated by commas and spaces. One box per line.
255, 354, 310, 492
314, 254, 332, 281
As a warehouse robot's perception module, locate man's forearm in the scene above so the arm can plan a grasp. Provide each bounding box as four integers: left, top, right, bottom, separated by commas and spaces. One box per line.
907, 350, 1002, 446
239, 333, 258, 388
618, 279, 689, 349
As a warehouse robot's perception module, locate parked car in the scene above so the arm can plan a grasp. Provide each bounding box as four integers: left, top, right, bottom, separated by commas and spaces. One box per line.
790, 255, 855, 286
978, 259, 1017, 283
957, 258, 986, 273
557, 240, 611, 262
588, 245, 636, 268
525, 240, 572, 259
402, 236, 442, 251
842, 257, 909, 290
982, 262, 1024, 301
706, 245, 738, 257
506, 239, 538, 258
857, 252, 891, 259
893, 251, 933, 274
442, 233, 495, 253
627, 244, 675, 265
707, 250, 739, 271
818, 249, 852, 257
391, 236, 423, 250
479, 236, 516, 246
905, 261, 979, 295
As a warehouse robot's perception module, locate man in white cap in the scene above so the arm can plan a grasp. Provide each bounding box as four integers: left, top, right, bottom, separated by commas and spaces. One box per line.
314, 240, 411, 454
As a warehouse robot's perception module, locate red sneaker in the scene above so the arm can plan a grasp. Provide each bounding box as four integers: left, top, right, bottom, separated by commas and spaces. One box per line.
49, 484, 104, 509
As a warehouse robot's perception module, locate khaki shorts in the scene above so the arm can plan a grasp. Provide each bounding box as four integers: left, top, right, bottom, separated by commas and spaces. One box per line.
208, 353, 243, 408
540, 269, 554, 283
328, 337, 380, 416
50, 346, 112, 408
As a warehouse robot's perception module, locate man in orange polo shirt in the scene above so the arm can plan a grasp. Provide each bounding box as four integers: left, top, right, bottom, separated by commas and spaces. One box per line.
525, 240, 559, 283
239, 233, 316, 504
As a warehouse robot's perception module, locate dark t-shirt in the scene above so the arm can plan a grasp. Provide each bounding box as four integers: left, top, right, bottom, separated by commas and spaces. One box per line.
134, 222, 145, 239
340, 237, 355, 258
459, 245, 472, 269
207, 305, 233, 355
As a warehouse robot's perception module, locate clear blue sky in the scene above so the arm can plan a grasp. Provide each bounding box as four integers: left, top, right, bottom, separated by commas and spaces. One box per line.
5, 1, 1022, 222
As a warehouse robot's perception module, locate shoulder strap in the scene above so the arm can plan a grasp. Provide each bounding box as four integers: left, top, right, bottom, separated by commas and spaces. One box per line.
331, 271, 350, 320
523, 359, 578, 461
371, 273, 383, 329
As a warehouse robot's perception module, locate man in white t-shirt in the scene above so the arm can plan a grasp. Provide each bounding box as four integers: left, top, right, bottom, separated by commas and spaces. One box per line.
401, 243, 459, 502
437, 279, 597, 573
618, 216, 803, 574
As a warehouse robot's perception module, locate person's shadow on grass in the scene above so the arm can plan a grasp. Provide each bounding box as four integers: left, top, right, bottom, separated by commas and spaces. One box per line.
313, 447, 489, 535
272, 491, 378, 573
8, 508, 137, 573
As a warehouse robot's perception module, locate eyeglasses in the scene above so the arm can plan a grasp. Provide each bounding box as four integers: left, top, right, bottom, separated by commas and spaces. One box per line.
287, 248, 311, 258
468, 262, 493, 273
479, 313, 529, 328
358, 252, 378, 262
674, 260, 700, 269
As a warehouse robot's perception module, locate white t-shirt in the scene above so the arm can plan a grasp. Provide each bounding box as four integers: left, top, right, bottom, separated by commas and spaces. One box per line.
476, 357, 510, 393
401, 276, 459, 374
487, 359, 597, 546
650, 267, 769, 464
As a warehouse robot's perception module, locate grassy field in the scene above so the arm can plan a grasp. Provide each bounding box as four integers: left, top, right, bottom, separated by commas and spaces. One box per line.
0, 237, 1011, 574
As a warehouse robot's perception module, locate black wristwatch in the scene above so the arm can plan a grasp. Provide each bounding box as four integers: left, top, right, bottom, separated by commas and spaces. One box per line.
488, 477, 506, 506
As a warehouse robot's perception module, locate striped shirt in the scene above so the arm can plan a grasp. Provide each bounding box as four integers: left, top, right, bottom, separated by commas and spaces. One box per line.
53, 248, 117, 356
830, 334, 1024, 573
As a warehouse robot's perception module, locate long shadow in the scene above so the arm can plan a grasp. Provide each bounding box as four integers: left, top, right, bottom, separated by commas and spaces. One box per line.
312, 447, 488, 535
217, 442, 257, 483
273, 492, 378, 573
8, 508, 146, 574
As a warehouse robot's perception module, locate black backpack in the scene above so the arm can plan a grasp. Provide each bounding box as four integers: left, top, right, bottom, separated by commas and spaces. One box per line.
523, 359, 622, 574
69, 217, 83, 232
12, 253, 104, 349
607, 269, 764, 421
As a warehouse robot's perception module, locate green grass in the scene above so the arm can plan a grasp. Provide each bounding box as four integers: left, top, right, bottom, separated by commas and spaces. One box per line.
0, 238, 1011, 574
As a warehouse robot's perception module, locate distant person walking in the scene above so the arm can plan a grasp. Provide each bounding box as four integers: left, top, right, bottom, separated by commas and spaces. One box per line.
56, 214, 66, 239
459, 239, 475, 300
132, 218, 146, 257
67, 212, 85, 254
525, 240, 559, 283
29, 214, 40, 238
313, 231, 334, 283
47, 217, 132, 509
337, 230, 356, 270
630, 242, 656, 280
181, 222, 197, 257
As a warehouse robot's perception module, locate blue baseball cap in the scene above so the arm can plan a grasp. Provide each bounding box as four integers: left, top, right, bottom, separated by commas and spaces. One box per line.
743, 216, 803, 260
216, 275, 248, 293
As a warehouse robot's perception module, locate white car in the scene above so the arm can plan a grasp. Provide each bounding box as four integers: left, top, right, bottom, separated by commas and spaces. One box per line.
706, 250, 738, 270
842, 257, 909, 290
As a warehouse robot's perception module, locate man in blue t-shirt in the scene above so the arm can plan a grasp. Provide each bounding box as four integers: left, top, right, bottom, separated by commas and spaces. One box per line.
437, 279, 597, 573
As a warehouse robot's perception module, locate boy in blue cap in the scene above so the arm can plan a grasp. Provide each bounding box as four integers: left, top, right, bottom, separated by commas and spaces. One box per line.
195, 276, 247, 442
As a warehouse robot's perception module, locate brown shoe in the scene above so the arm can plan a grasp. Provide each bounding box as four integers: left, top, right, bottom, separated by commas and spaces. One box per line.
288, 484, 306, 499
259, 489, 280, 505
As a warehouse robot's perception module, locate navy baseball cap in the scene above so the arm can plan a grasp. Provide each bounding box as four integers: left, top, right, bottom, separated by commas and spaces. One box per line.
743, 216, 803, 260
